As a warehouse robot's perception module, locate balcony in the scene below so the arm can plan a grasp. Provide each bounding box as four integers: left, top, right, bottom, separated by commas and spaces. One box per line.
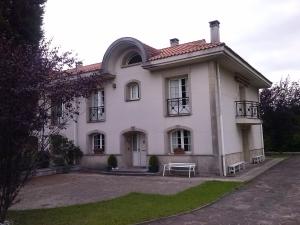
167, 97, 191, 116
235, 101, 262, 125
89, 106, 105, 122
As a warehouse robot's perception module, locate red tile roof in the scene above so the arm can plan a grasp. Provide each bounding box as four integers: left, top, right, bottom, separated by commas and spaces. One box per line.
148, 40, 223, 61
69, 40, 223, 73
66, 63, 102, 74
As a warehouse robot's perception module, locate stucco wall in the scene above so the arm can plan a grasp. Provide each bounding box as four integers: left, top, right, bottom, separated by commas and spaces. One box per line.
219, 66, 263, 161
61, 51, 215, 164
219, 66, 243, 155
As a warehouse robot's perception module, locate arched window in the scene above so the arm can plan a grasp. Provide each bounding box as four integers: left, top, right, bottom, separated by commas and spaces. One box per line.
126, 81, 140, 101
170, 129, 191, 153
92, 133, 105, 154
123, 52, 142, 66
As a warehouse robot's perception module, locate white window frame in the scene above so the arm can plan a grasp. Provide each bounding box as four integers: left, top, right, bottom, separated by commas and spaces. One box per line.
126, 82, 140, 101
92, 133, 105, 151
89, 90, 105, 121
170, 129, 191, 153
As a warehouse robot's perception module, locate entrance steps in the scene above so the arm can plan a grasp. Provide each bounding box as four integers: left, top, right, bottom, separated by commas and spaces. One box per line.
82, 167, 159, 176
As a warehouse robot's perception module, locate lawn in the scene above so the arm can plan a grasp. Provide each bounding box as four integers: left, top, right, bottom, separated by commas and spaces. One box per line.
9, 181, 241, 225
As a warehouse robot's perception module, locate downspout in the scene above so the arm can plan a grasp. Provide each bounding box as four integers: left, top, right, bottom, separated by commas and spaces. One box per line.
73, 97, 79, 146
216, 61, 227, 176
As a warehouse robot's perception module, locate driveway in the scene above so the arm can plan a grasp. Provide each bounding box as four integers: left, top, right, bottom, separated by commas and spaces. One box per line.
12, 173, 205, 210
143, 156, 300, 225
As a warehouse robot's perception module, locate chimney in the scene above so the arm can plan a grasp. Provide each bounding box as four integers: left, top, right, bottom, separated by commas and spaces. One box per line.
76, 61, 83, 68
170, 38, 179, 47
209, 20, 220, 43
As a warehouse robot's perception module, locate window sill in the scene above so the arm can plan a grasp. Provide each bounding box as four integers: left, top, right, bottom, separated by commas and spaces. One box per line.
87, 119, 105, 123
125, 98, 140, 102
121, 63, 142, 68
166, 113, 191, 117
168, 152, 192, 156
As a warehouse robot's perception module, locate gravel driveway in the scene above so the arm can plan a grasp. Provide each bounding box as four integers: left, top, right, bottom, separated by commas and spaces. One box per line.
12, 173, 205, 210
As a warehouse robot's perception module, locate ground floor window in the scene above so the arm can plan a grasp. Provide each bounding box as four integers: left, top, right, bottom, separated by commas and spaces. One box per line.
170, 129, 191, 153
92, 133, 105, 154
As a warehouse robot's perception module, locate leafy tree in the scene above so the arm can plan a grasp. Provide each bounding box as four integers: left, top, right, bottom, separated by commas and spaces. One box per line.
0, 36, 103, 223
260, 78, 300, 152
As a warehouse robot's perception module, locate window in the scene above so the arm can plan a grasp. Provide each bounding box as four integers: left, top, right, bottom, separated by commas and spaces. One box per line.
170, 129, 191, 153
93, 133, 105, 154
126, 82, 140, 101
127, 53, 142, 65
89, 90, 105, 122
123, 52, 142, 66
51, 100, 65, 125
167, 77, 190, 116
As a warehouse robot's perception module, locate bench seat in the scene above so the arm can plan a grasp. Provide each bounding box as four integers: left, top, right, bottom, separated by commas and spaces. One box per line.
252, 155, 265, 164
163, 163, 196, 178
228, 161, 245, 175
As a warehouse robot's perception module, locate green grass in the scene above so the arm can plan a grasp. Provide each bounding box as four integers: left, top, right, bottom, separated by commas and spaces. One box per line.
8, 181, 241, 225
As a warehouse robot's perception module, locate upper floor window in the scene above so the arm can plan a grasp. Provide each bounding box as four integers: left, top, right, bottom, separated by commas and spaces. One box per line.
126, 81, 140, 101
170, 129, 191, 153
51, 100, 65, 125
167, 77, 190, 116
89, 90, 105, 122
123, 52, 142, 66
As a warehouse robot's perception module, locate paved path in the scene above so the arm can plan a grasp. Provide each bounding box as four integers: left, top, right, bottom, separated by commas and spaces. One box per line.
143, 156, 300, 225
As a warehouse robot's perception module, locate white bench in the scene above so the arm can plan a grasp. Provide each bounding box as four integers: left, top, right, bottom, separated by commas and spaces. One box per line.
228, 161, 245, 175
163, 163, 196, 178
252, 155, 265, 164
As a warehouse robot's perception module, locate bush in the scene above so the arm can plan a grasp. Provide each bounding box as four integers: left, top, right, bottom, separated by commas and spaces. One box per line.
148, 155, 159, 173
36, 150, 50, 168
50, 134, 83, 165
107, 155, 118, 169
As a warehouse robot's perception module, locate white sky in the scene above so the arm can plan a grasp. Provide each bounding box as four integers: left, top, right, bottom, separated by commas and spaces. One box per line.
43, 0, 300, 83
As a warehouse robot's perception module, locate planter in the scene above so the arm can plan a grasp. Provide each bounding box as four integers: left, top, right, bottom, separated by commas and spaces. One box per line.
94, 148, 104, 154
173, 148, 185, 155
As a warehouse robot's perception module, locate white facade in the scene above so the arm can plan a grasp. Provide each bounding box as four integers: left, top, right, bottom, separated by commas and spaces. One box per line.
59, 21, 272, 176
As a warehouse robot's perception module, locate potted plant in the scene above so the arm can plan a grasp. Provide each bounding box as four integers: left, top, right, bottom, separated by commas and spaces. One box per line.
173, 147, 185, 155
107, 155, 118, 171
148, 155, 159, 173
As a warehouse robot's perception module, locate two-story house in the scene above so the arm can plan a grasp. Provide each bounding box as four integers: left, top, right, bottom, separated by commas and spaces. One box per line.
59, 20, 272, 176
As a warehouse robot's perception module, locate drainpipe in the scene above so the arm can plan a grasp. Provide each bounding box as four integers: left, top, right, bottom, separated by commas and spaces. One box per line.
216, 61, 227, 176
73, 97, 79, 146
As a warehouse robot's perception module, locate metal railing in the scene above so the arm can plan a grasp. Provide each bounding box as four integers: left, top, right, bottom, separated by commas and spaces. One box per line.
235, 101, 261, 119
167, 97, 190, 116
89, 106, 105, 121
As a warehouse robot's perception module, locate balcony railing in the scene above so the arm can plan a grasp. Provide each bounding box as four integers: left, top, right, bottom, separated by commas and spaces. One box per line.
235, 101, 261, 119
167, 97, 190, 116
89, 106, 105, 122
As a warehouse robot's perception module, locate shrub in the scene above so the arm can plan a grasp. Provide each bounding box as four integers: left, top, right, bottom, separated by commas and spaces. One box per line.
50, 134, 83, 165
148, 155, 159, 173
107, 155, 118, 169
36, 150, 50, 169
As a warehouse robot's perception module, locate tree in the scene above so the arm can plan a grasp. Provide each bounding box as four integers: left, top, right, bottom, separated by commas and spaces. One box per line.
0, 36, 104, 223
0, 0, 46, 45
260, 78, 300, 152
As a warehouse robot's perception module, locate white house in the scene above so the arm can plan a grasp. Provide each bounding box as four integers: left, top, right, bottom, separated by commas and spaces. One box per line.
58, 20, 272, 176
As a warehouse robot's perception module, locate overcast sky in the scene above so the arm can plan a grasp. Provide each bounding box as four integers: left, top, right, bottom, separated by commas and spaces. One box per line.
43, 0, 300, 83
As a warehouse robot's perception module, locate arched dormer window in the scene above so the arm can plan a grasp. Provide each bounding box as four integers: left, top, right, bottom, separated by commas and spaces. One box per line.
123, 52, 142, 66
125, 81, 140, 101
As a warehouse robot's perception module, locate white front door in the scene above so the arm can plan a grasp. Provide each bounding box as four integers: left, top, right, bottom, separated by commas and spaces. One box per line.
132, 133, 147, 167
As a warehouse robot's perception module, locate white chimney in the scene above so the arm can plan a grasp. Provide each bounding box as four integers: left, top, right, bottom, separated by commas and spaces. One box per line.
170, 38, 179, 47
209, 20, 220, 43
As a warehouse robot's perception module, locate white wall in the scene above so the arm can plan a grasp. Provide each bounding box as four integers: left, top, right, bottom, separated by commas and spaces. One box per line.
61, 52, 214, 157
